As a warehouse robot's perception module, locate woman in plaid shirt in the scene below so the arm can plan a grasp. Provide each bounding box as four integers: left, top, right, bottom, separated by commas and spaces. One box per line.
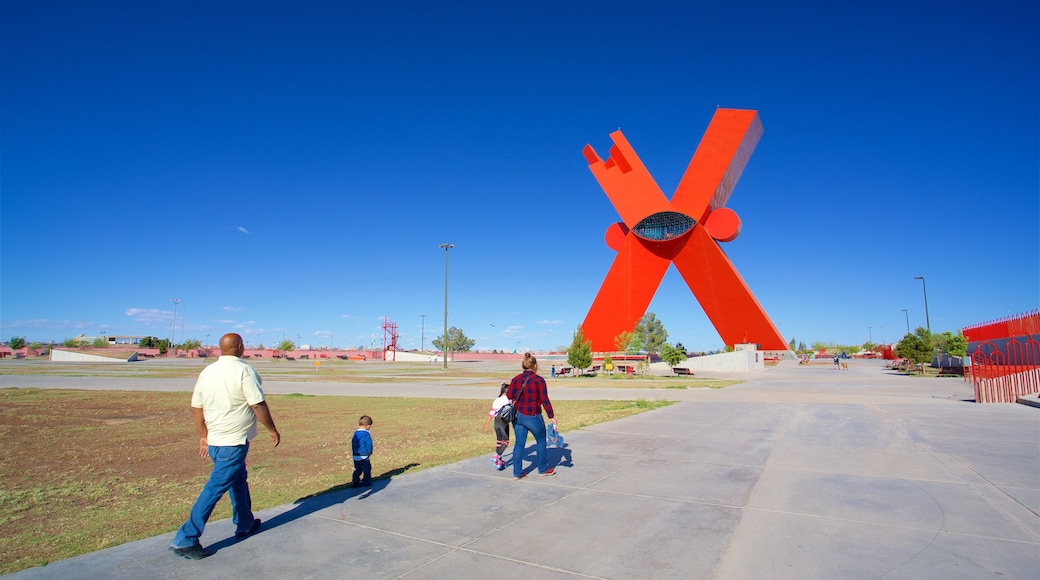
507, 353, 558, 479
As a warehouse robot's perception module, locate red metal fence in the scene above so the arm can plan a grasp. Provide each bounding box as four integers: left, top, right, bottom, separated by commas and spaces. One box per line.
969, 334, 1040, 403
963, 310, 1040, 343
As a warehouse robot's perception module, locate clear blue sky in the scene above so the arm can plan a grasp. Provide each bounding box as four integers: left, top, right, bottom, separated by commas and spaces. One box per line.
2, 1, 1037, 351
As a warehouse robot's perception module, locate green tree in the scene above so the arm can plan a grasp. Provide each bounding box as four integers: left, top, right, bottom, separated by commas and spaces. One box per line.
933, 330, 968, 357
660, 343, 687, 366
895, 327, 933, 365
788, 338, 796, 351
567, 326, 593, 373
91, 337, 107, 348
797, 341, 807, 351
277, 339, 296, 352
432, 326, 475, 354
139, 336, 170, 354
9, 336, 26, 350
602, 353, 614, 374
862, 341, 877, 352
627, 333, 644, 355
62, 338, 80, 348
945, 331, 968, 357
633, 313, 668, 355
614, 331, 634, 353
181, 339, 201, 350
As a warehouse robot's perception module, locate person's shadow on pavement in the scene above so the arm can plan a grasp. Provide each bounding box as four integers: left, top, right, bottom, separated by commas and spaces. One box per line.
205, 463, 419, 554
511, 444, 573, 476
549, 444, 573, 468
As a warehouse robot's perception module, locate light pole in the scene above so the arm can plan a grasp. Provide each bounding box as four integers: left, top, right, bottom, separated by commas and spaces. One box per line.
867, 326, 872, 344
914, 276, 930, 333
901, 309, 910, 335
420, 314, 427, 352
439, 243, 454, 369
170, 298, 181, 350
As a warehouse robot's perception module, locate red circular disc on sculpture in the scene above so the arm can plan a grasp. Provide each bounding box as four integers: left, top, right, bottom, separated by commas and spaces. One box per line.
703, 207, 742, 242
604, 222, 629, 251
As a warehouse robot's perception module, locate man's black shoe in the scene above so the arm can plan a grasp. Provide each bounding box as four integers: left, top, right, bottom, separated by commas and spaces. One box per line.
235, 518, 262, 537
169, 544, 211, 560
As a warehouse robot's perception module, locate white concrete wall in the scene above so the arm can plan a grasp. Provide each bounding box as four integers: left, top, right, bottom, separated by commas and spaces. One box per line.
386, 350, 452, 363
657, 350, 764, 374
50, 349, 136, 362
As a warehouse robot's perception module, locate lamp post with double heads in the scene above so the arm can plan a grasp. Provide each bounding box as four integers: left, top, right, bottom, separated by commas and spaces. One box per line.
901, 309, 910, 336
439, 244, 454, 369
913, 276, 931, 334
420, 314, 427, 352
170, 298, 181, 352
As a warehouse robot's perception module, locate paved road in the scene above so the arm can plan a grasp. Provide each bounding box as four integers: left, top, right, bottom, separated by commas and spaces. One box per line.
5, 361, 1039, 579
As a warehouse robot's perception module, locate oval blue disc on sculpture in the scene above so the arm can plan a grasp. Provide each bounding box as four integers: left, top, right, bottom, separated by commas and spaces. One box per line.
632, 211, 695, 241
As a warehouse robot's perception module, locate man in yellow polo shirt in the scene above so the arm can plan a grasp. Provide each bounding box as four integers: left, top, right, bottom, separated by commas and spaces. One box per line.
170, 333, 281, 560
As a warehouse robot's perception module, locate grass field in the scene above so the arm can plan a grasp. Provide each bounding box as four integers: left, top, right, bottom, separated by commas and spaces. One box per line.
0, 387, 673, 574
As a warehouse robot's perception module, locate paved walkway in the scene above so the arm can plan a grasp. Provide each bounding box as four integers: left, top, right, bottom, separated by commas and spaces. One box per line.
5, 361, 1039, 578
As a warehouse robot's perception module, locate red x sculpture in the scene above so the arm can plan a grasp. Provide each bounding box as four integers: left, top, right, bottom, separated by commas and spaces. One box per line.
580, 108, 787, 352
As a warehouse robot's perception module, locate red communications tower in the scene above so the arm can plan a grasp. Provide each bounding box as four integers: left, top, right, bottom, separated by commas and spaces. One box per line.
382, 317, 399, 361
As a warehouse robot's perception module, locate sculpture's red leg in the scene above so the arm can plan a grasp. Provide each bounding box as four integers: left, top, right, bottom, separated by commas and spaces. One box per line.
672, 227, 787, 350
581, 233, 673, 352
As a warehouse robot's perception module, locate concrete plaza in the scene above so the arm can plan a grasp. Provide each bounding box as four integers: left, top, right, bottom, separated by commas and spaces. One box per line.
4, 360, 1038, 579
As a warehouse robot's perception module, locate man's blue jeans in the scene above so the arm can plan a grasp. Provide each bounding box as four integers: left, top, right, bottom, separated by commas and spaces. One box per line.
172, 443, 253, 548
512, 412, 548, 478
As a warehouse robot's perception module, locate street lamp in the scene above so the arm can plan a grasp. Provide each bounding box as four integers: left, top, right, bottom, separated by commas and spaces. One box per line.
420, 314, 427, 352
901, 309, 910, 335
439, 243, 454, 369
913, 276, 931, 333
170, 298, 181, 350
867, 326, 872, 343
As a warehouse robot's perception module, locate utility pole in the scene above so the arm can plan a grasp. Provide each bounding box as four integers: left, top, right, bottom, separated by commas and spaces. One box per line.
439, 243, 454, 369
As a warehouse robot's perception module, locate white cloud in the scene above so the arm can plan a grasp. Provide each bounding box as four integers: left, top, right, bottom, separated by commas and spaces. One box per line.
125, 308, 171, 323
222, 306, 243, 312
536, 320, 565, 325
236, 226, 249, 234
502, 325, 524, 337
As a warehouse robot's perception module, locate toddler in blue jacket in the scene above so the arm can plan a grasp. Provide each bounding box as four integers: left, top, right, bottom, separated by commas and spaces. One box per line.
352, 415, 374, 486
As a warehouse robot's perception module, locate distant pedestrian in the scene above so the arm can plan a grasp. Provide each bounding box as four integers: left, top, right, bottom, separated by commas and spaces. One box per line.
482, 383, 511, 470
352, 415, 374, 486
551, 365, 556, 378
833, 355, 840, 370
508, 353, 557, 479
169, 333, 281, 560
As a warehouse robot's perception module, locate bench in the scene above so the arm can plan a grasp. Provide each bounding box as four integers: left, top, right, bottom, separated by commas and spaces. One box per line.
936, 367, 963, 378
673, 367, 694, 376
